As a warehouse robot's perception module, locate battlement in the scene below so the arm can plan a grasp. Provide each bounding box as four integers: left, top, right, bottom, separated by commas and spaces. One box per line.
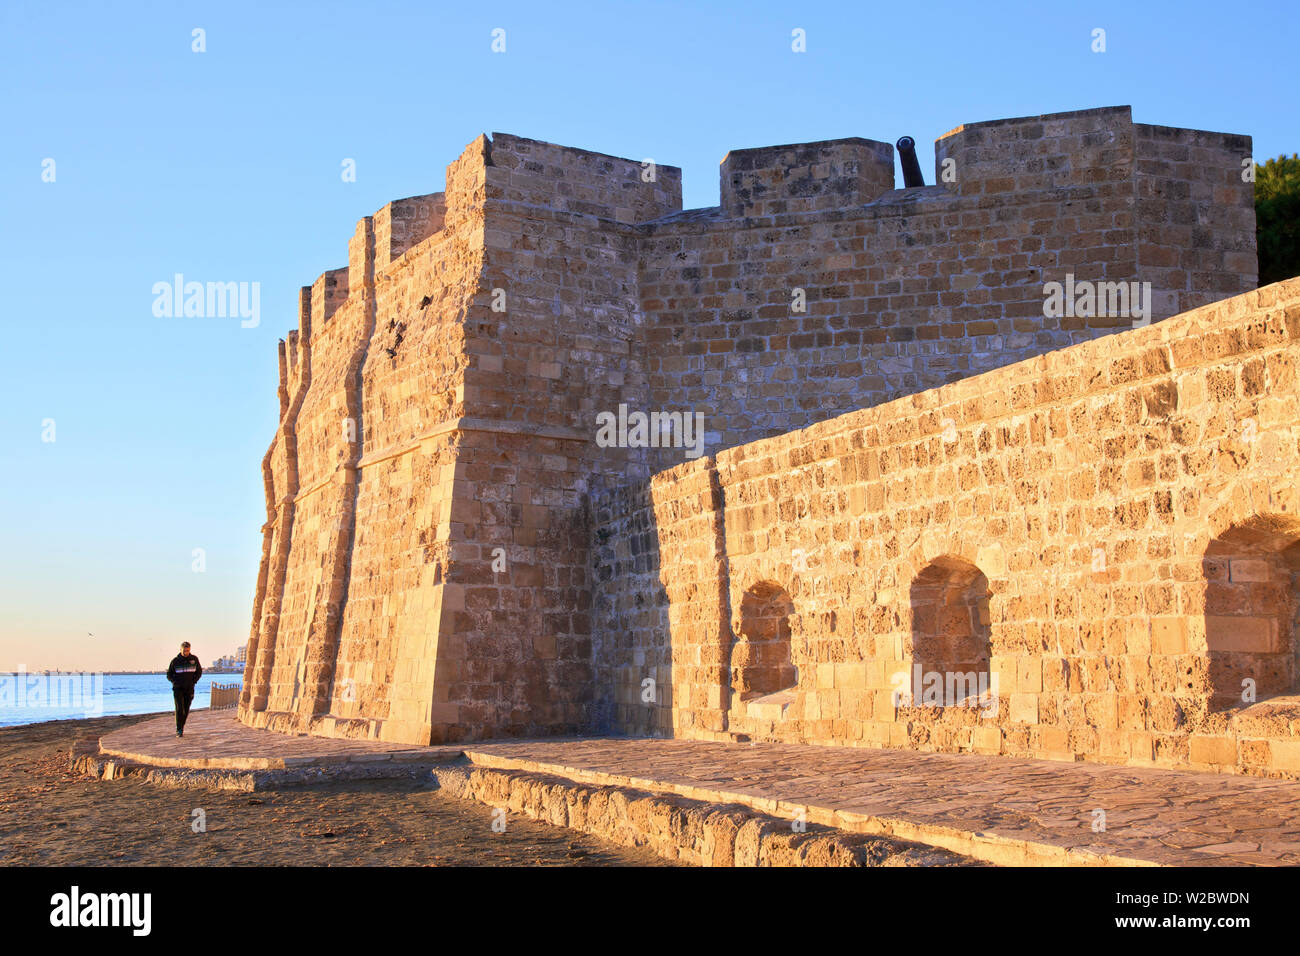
935, 105, 1137, 194
308, 105, 1255, 338
719, 137, 895, 217
935, 106, 1253, 211
264, 104, 1257, 487
485, 132, 682, 224
374, 193, 445, 268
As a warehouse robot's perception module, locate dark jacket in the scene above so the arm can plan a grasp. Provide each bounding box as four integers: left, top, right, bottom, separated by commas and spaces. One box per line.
167, 654, 203, 691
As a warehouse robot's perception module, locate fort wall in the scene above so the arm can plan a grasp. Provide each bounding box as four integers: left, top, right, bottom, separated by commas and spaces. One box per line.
593, 280, 1300, 776
637, 107, 1254, 457
241, 106, 1282, 776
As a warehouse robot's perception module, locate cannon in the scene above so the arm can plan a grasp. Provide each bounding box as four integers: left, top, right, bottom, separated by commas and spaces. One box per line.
896, 136, 925, 188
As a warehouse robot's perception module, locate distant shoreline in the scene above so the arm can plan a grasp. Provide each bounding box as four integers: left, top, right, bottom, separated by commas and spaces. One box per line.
0, 671, 244, 676
0, 710, 174, 731
0, 712, 673, 866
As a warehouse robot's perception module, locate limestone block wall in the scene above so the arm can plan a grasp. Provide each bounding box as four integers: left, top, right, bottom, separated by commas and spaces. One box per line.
243, 106, 1262, 752
325, 202, 483, 742
597, 279, 1300, 778
591, 461, 723, 736
243, 131, 684, 743
241, 149, 485, 742
1134, 122, 1258, 312
719, 138, 895, 217
429, 134, 680, 741
638, 107, 1255, 457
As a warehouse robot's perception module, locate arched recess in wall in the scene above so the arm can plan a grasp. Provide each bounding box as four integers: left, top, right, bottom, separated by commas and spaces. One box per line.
909, 556, 992, 704
1203, 517, 1300, 712
729, 582, 797, 703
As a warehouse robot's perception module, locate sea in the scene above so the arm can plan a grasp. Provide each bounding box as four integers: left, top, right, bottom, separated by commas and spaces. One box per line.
0, 671, 244, 727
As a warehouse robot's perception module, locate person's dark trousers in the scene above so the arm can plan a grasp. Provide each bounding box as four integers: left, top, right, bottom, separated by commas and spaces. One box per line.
173, 687, 194, 734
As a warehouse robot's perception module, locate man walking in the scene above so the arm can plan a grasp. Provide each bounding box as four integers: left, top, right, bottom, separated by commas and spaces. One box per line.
166, 642, 203, 738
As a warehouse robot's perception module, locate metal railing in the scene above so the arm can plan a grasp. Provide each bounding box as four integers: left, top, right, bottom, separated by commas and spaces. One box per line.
209, 682, 240, 710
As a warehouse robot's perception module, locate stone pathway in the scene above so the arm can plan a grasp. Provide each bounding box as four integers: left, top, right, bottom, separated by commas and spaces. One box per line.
98, 710, 460, 769
463, 738, 1300, 866
99, 711, 1300, 865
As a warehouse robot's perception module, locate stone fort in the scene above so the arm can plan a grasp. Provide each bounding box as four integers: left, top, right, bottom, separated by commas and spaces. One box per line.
238, 105, 1300, 779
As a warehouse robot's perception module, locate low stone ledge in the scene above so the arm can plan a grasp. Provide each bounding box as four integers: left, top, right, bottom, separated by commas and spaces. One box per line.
432, 763, 976, 867
94, 713, 460, 772
97, 747, 286, 771
73, 747, 458, 792
73, 751, 262, 792
459, 748, 1158, 866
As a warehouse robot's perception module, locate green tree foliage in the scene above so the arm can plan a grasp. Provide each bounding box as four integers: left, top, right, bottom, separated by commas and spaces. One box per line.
1256, 154, 1300, 286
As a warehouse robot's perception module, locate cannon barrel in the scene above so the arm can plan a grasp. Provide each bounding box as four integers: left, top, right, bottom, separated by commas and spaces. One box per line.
896, 136, 925, 188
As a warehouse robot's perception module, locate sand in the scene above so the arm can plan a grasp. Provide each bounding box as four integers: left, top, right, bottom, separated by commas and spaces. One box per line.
0, 713, 673, 866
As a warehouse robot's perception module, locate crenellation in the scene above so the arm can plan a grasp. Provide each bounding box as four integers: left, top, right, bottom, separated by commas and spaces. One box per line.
346, 217, 374, 304
276, 337, 289, 419
719, 137, 895, 218
1134, 121, 1257, 314
445, 134, 492, 227
488, 132, 682, 224
309, 268, 348, 332
374, 192, 446, 269
935, 106, 1136, 196
286, 327, 300, 379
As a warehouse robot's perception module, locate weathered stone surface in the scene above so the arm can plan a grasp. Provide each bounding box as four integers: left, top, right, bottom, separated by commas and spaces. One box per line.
234, 107, 1297, 788
85, 712, 463, 790
601, 279, 1300, 778
431, 764, 974, 867
459, 735, 1300, 866
88, 712, 1300, 866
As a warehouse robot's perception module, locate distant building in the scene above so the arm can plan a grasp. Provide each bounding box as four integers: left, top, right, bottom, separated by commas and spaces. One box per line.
207, 652, 242, 673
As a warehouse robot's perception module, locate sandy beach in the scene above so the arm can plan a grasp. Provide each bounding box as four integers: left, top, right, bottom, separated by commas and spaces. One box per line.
0, 713, 671, 866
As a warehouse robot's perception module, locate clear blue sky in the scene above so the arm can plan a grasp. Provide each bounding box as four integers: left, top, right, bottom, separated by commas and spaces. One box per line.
1, 0, 1295, 671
